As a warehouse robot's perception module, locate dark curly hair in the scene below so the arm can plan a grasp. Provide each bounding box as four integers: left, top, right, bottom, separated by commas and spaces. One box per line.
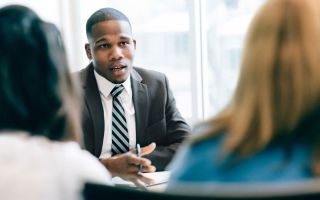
0, 5, 81, 141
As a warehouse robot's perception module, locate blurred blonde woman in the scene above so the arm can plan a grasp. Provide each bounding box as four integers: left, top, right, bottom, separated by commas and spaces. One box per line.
168, 0, 320, 185
0, 5, 111, 200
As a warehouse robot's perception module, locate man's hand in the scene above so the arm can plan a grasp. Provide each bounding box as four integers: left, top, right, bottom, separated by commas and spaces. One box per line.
100, 143, 156, 186
138, 142, 156, 156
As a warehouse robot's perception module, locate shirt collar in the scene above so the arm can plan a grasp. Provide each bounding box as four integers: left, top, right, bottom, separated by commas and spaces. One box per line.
94, 70, 132, 99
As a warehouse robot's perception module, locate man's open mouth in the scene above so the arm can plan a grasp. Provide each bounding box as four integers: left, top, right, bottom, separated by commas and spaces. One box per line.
111, 65, 126, 71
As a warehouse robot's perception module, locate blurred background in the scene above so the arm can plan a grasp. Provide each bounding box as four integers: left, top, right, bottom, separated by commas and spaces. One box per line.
0, 0, 266, 125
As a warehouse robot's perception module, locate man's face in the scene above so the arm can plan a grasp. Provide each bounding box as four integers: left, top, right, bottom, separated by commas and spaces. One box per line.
85, 20, 136, 84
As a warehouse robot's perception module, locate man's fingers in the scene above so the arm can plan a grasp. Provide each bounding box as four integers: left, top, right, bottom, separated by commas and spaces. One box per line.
134, 173, 155, 186
142, 164, 156, 173
127, 154, 151, 166
130, 142, 156, 156
127, 163, 156, 173
127, 155, 156, 173
126, 165, 140, 173
132, 179, 148, 191
141, 142, 156, 156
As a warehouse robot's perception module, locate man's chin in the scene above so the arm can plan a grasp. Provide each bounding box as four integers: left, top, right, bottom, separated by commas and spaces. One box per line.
111, 75, 128, 84
112, 79, 126, 84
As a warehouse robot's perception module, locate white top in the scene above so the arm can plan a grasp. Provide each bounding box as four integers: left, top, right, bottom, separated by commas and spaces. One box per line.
94, 70, 136, 159
0, 132, 112, 200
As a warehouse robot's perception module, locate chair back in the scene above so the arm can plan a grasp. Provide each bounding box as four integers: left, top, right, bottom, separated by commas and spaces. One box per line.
83, 182, 320, 200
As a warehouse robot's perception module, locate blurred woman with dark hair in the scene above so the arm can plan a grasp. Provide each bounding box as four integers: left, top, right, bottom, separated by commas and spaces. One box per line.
0, 5, 111, 199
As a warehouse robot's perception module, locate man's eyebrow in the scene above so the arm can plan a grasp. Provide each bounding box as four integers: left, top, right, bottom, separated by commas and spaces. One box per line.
119, 36, 131, 40
95, 38, 108, 43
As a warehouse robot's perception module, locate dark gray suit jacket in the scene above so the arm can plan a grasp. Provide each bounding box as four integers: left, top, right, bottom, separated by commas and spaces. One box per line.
76, 63, 190, 170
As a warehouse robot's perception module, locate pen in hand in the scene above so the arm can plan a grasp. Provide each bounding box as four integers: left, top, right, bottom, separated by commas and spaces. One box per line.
136, 144, 143, 172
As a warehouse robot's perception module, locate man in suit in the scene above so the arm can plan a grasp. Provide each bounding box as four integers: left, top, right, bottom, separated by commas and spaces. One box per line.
76, 7, 190, 184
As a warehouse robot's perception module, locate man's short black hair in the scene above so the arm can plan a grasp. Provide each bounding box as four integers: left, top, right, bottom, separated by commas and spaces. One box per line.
86, 7, 132, 40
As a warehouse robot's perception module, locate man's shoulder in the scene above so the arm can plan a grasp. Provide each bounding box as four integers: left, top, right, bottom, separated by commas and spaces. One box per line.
74, 65, 91, 75
73, 64, 93, 84
132, 66, 166, 82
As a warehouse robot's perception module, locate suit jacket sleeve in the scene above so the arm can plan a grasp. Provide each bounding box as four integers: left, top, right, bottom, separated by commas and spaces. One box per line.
143, 74, 191, 171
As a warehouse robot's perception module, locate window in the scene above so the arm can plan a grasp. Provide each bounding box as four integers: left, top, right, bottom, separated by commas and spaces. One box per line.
203, 0, 266, 118
0, 0, 61, 26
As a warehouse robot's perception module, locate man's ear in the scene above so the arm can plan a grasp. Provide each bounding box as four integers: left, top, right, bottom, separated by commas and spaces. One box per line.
133, 39, 136, 49
85, 43, 92, 59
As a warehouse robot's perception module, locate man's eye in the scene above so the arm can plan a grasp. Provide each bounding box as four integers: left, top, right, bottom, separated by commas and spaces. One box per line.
119, 41, 128, 46
99, 44, 111, 48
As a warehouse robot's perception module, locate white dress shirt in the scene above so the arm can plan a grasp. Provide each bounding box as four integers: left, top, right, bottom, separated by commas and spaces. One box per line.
94, 70, 136, 159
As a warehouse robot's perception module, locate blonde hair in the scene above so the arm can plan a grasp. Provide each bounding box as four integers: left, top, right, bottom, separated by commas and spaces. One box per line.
194, 0, 320, 174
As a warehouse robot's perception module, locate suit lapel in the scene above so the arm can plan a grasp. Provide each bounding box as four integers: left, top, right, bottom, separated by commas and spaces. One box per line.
83, 64, 105, 156
131, 68, 148, 145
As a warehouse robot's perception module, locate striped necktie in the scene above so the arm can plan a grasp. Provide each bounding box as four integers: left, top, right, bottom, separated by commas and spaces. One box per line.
110, 85, 129, 155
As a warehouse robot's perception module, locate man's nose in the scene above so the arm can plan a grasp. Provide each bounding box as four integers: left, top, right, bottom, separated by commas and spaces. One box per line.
110, 46, 123, 60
